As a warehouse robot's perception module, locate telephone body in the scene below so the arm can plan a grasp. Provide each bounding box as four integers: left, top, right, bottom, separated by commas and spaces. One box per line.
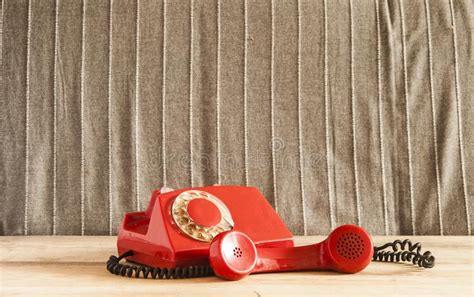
117, 186, 293, 269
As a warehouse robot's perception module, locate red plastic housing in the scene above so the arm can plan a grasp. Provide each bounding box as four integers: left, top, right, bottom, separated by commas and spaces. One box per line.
117, 186, 294, 268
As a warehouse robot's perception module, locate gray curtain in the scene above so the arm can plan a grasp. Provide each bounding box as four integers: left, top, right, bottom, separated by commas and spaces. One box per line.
1, 0, 473, 236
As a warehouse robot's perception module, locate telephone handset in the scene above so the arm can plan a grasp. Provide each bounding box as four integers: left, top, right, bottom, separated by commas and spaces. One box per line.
209, 224, 374, 280
107, 186, 435, 280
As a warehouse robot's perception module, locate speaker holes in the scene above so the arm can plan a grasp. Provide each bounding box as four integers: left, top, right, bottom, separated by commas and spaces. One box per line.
233, 247, 243, 258
336, 232, 365, 260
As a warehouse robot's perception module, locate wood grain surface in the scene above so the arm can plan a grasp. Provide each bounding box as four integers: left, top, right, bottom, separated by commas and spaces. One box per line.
0, 236, 472, 296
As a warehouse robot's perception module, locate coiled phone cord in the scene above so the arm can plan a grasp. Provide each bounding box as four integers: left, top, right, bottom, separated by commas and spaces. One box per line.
107, 239, 435, 279
106, 250, 213, 279
372, 239, 435, 268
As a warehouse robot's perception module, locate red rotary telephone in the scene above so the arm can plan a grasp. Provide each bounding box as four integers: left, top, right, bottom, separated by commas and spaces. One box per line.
107, 186, 435, 280
115, 186, 293, 270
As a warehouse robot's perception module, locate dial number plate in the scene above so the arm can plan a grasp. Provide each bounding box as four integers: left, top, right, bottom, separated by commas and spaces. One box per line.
171, 190, 234, 242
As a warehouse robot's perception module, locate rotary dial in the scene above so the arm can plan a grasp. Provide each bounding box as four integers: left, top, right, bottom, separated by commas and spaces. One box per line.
171, 190, 234, 242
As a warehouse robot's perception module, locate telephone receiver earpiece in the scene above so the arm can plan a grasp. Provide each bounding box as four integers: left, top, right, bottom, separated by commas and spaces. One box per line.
209, 224, 374, 280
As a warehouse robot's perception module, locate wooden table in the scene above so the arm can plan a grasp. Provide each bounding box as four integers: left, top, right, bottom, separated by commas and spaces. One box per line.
0, 236, 472, 296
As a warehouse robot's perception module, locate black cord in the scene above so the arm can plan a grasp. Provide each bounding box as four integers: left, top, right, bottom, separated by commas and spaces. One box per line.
106, 251, 213, 279
107, 239, 435, 279
373, 239, 435, 268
